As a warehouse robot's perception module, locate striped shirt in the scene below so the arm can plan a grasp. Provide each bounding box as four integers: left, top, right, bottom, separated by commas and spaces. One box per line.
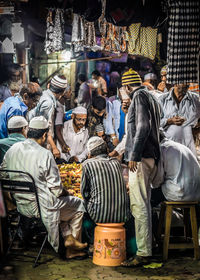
81, 154, 129, 223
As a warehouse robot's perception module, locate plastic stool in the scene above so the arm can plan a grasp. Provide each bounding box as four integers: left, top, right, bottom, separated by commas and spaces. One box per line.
157, 201, 200, 261
93, 223, 126, 266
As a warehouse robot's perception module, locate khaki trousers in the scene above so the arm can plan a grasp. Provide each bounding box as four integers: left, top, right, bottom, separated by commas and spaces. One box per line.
129, 158, 157, 257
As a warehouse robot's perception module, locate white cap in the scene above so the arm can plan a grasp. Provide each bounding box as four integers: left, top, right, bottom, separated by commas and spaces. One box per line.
8, 116, 28, 129
50, 75, 68, 89
72, 106, 87, 115
144, 73, 157, 81
87, 136, 105, 152
95, 124, 104, 133
29, 116, 49, 129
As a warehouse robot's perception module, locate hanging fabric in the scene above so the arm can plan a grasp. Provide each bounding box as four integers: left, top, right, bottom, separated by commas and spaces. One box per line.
98, 0, 128, 53
71, 13, 85, 53
52, 9, 65, 52
167, 1, 199, 85
44, 9, 55, 55
84, 21, 97, 49
71, 13, 101, 53
127, 23, 158, 60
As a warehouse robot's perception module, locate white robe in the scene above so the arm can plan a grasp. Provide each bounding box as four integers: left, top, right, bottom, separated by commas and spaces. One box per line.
1, 139, 85, 252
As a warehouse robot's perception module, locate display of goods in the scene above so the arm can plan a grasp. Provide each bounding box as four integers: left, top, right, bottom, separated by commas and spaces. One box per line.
58, 163, 82, 199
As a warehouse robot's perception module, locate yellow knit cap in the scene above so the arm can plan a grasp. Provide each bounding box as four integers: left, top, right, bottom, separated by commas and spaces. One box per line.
121, 68, 142, 86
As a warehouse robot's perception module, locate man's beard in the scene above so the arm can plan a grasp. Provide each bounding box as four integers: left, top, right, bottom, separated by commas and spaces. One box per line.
8, 79, 22, 92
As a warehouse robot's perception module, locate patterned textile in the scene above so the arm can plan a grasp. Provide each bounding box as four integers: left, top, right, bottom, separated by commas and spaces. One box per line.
71, 13, 98, 53
128, 23, 158, 60
44, 9, 54, 55
98, 0, 128, 53
52, 9, 65, 52
121, 68, 142, 86
81, 154, 129, 223
71, 13, 85, 53
167, 1, 199, 84
44, 9, 65, 54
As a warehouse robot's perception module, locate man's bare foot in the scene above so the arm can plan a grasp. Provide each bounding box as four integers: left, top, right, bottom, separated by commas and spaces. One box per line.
66, 248, 87, 259
64, 234, 88, 250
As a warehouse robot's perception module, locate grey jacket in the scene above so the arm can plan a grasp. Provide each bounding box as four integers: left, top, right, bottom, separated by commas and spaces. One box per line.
125, 86, 160, 164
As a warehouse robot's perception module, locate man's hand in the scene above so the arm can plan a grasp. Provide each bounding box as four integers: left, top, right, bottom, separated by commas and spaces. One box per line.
109, 150, 119, 157
126, 183, 129, 194
128, 161, 138, 172
67, 189, 75, 196
167, 116, 185, 126
112, 137, 119, 147
52, 147, 61, 158
68, 156, 79, 163
62, 143, 70, 154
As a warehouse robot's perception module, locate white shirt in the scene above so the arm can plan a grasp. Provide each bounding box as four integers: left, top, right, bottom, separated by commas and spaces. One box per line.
152, 138, 200, 201
29, 89, 57, 137
1, 139, 84, 252
159, 89, 200, 155
57, 119, 88, 162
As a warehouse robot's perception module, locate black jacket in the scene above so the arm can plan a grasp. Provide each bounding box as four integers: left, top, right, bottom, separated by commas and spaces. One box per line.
124, 86, 160, 164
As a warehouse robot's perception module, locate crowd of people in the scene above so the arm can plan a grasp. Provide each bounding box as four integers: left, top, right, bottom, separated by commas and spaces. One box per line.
0, 62, 200, 266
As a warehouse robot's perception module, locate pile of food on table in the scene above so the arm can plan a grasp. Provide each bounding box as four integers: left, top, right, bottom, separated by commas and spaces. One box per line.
58, 163, 82, 199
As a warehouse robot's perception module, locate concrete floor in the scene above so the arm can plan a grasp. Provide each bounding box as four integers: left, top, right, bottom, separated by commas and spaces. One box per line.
1, 248, 200, 280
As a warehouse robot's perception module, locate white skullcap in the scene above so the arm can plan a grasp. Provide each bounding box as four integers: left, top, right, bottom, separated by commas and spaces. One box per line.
144, 73, 157, 81
8, 116, 28, 129
50, 75, 68, 89
72, 106, 87, 115
29, 116, 49, 129
87, 136, 105, 152
95, 124, 104, 133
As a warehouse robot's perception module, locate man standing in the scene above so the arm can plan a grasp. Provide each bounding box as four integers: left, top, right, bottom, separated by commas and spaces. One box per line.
0, 63, 23, 104
159, 84, 200, 155
77, 73, 91, 109
0, 116, 27, 164
0, 82, 42, 139
157, 65, 171, 93
109, 89, 131, 158
1, 116, 87, 259
55, 86, 72, 155
87, 95, 106, 137
57, 106, 88, 163
29, 75, 68, 158
121, 68, 161, 266
89, 70, 107, 96
81, 136, 129, 223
